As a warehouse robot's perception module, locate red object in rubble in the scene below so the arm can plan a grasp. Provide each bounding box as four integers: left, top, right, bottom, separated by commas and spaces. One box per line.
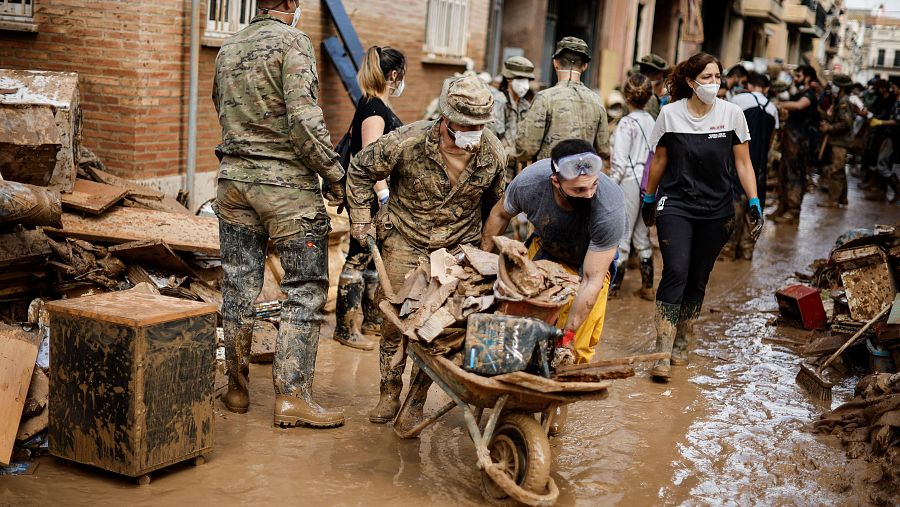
775, 284, 827, 330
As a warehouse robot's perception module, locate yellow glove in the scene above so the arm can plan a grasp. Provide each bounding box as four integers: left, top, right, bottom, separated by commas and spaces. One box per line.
870, 118, 884, 127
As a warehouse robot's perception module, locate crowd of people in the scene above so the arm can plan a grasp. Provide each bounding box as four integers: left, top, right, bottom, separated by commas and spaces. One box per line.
209, 0, 896, 432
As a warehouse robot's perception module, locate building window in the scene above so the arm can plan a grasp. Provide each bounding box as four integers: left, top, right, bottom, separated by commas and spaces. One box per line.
206, 0, 257, 38
424, 0, 470, 59
876, 48, 885, 66
894, 51, 900, 68
0, 0, 33, 22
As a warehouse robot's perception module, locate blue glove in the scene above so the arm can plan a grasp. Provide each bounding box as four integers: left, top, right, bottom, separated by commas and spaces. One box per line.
747, 197, 763, 240
641, 193, 657, 227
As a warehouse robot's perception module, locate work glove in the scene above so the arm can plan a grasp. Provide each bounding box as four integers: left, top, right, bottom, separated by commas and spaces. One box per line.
323, 178, 347, 209
376, 188, 390, 206
869, 118, 884, 127
350, 222, 374, 244
640, 193, 657, 227
747, 197, 763, 241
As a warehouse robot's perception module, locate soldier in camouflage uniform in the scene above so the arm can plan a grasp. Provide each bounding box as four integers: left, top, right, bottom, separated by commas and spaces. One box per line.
488, 56, 535, 183
346, 76, 506, 427
212, 0, 345, 428
516, 37, 610, 164
818, 74, 856, 208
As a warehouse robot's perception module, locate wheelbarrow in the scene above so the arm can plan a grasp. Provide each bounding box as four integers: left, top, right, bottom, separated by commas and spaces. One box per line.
393, 343, 610, 507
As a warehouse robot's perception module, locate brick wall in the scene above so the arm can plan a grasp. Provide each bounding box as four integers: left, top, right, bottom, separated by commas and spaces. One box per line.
0, 0, 490, 186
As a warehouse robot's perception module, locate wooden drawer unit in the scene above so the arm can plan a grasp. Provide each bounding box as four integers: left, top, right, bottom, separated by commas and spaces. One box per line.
46, 292, 217, 482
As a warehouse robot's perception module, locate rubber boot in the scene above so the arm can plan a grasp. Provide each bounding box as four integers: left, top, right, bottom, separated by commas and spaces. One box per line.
272, 236, 344, 428
650, 301, 680, 382
888, 174, 900, 204
608, 261, 625, 298
548, 405, 568, 436
369, 340, 404, 423
334, 267, 375, 351
864, 176, 887, 201
394, 367, 433, 435
361, 268, 383, 336
635, 257, 654, 301
671, 301, 701, 366
219, 221, 267, 414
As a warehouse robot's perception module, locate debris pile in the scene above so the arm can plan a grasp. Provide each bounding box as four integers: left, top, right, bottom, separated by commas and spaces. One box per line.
786, 224, 899, 373
380, 237, 580, 348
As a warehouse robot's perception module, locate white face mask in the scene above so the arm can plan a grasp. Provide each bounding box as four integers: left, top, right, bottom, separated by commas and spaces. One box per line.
692, 80, 719, 105
510, 78, 530, 98
831, 84, 839, 95
390, 79, 405, 97
448, 126, 483, 151
269, 4, 302, 27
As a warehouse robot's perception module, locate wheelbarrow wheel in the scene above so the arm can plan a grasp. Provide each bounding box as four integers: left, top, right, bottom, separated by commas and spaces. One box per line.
480, 413, 551, 506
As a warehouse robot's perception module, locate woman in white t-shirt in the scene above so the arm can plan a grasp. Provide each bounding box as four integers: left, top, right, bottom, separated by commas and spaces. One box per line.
640, 52, 764, 382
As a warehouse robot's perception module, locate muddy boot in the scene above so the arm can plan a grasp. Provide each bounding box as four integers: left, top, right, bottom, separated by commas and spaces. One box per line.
369, 340, 404, 423
334, 267, 375, 351
548, 405, 569, 436
671, 301, 701, 366
273, 236, 344, 428
361, 268, 383, 337
650, 301, 680, 382
219, 221, 267, 414
394, 367, 432, 435
608, 261, 625, 298
888, 174, 900, 204
634, 257, 654, 301
864, 177, 887, 201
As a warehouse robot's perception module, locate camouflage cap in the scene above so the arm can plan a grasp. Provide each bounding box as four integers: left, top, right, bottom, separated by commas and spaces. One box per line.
637, 53, 668, 72
769, 80, 789, 94
832, 73, 854, 88
440, 75, 495, 126
502, 56, 536, 80
552, 36, 591, 62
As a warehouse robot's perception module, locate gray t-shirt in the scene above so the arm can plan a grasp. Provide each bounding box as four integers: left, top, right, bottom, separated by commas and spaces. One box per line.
503, 159, 626, 268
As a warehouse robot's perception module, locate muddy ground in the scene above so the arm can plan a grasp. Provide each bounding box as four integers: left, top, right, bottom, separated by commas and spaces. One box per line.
1, 180, 897, 506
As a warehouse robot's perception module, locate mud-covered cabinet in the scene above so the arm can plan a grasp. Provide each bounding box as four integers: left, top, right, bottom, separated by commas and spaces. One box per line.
46, 292, 218, 481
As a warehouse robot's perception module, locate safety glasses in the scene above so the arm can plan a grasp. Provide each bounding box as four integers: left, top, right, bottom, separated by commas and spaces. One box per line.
551, 152, 603, 180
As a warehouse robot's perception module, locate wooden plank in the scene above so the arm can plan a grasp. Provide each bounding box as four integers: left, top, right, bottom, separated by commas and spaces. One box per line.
123, 195, 191, 216
47, 207, 219, 255
460, 243, 499, 276
417, 307, 456, 343
0, 229, 51, 270
0, 324, 39, 465
493, 371, 611, 393
321, 36, 362, 105
555, 352, 670, 375
554, 365, 635, 381
60, 179, 128, 214
108, 240, 196, 276
322, 0, 366, 68
82, 166, 165, 200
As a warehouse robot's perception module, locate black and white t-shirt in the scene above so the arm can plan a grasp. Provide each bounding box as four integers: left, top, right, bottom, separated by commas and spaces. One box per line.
649, 98, 751, 219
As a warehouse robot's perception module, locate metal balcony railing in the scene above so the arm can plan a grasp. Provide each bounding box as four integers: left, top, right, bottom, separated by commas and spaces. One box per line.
206, 0, 257, 37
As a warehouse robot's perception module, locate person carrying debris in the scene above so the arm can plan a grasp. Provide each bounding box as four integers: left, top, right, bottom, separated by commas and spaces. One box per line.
333, 45, 407, 352
346, 75, 507, 428
515, 37, 610, 165
818, 74, 856, 208
212, 0, 346, 428
481, 139, 626, 365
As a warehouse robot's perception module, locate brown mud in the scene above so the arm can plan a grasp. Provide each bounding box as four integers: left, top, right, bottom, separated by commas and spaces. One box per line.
2, 182, 897, 506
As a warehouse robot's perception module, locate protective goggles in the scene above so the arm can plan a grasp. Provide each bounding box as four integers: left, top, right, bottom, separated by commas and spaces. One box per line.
551, 152, 603, 180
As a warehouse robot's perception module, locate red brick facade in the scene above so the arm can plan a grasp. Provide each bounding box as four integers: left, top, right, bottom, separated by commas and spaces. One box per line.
0, 0, 490, 183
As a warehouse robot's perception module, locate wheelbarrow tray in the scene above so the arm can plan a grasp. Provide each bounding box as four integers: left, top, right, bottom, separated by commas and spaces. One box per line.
409, 344, 609, 413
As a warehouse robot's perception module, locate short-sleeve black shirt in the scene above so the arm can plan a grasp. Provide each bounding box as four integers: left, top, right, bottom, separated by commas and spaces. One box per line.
350, 96, 403, 156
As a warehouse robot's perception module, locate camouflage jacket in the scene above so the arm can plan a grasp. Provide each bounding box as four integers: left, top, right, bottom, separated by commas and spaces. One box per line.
515, 80, 610, 162
826, 94, 855, 148
212, 14, 343, 190
346, 120, 507, 251
487, 87, 531, 161
645, 94, 660, 120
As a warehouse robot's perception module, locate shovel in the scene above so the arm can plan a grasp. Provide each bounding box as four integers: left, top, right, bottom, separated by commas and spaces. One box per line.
796, 305, 890, 406
367, 235, 399, 303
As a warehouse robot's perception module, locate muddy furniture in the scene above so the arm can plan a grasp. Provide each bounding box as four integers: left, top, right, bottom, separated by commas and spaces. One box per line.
46, 292, 217, 485
394, 343, 610, 507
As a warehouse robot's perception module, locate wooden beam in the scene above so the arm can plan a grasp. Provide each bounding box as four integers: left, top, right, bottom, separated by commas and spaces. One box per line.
46, 207, 219, 255
0, 324, 39, 465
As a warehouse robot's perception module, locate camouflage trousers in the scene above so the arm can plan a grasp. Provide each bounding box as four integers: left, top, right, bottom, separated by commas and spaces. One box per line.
777, 132, 809, 213
822, 146, 848, 205
215, 179, 331, 397
377, 231, 428, 389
